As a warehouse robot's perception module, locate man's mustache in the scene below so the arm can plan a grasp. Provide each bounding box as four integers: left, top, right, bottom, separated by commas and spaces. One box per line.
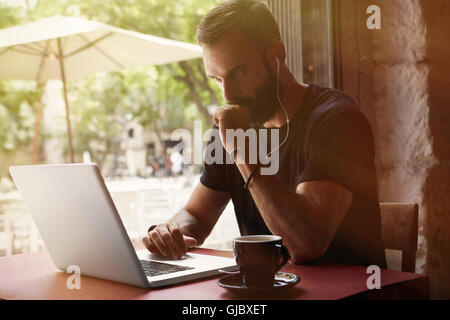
226, 98, 260, 119
226, 97, 255, 108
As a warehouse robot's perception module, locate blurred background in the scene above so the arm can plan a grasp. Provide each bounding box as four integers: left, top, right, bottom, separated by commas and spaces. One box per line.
0, 0, 241, 256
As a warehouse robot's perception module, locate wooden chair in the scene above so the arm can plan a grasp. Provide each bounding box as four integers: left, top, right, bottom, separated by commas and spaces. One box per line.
379, 203, 419, 273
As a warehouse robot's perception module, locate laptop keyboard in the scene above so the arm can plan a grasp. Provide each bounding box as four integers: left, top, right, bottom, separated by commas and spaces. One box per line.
139, 260, 195, 277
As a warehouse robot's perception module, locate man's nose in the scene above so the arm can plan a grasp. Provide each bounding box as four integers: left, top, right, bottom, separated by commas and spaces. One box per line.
222, 79, 237, 104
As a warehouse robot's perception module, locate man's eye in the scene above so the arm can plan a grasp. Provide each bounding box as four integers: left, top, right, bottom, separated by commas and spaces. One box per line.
230, 71, 244, 79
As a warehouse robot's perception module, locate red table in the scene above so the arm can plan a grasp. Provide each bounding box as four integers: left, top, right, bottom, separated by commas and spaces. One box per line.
0, 246, 428, 300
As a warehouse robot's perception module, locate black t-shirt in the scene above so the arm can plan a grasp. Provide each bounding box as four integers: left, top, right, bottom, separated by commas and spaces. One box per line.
200, 84, 387, 268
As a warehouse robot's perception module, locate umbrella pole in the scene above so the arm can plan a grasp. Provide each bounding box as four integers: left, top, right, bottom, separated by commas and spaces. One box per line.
57, 38, 75, 163
31, 83, 44, 165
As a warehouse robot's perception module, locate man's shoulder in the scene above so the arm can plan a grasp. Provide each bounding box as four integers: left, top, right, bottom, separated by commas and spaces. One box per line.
297, 85, 375, 149
307, 85, 358, 119
311, 85, 356, 104
305, 85, 370, 132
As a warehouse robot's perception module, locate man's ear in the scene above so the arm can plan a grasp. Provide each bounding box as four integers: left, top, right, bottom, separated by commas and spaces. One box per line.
266, 40, 286, 72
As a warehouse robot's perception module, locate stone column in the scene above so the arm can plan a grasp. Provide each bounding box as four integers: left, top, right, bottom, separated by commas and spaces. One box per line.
418, 0, 450, 299
365, 0, 450, 298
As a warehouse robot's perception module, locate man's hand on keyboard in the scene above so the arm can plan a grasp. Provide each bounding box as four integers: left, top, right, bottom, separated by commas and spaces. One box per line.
142, 222, 197, 259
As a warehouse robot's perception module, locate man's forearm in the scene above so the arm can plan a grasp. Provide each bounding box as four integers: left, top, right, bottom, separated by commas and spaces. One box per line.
235, 162, 326, 263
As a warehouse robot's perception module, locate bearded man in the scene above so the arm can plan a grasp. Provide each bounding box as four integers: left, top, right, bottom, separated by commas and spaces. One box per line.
142, 0, 387, 268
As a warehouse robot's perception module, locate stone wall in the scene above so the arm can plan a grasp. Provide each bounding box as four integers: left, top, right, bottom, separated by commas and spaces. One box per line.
370, 0, 431, 272
356, 0, 450, 298
418, 0, 450, 299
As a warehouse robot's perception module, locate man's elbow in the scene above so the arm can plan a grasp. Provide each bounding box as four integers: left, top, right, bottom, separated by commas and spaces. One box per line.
291, 243, 328, 265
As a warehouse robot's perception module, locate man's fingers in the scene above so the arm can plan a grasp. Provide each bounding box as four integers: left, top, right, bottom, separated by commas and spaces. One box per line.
168, 222, 187, 257
149, 230, 170, 257
145, 223, 197, 259
142, 236, 161, 255
157, 226, 182, 259
213, 111, 221, 126
183, 235, 197, 249
213, 107, 228, 126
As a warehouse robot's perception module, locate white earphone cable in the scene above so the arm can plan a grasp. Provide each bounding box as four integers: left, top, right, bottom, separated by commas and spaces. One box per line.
265, 58, 290, 159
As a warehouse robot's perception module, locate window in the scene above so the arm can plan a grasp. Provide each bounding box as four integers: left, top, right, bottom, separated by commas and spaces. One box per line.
267, 0, 335, 88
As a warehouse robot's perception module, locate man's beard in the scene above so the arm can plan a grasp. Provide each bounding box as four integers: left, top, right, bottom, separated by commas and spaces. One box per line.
227, 67, 281, 128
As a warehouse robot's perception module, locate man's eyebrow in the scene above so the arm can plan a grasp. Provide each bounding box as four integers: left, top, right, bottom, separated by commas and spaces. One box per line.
207, 65, 246, 79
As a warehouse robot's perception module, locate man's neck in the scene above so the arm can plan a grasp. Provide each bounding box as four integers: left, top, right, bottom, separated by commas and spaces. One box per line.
263, 81, 309, 128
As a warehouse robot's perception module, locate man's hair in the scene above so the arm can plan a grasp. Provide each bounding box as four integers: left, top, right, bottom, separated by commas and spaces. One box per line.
196, 0, 281, 48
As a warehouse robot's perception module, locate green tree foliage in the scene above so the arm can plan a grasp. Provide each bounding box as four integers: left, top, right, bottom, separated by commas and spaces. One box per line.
0, 3, 37, 158
0, 0, 224, 167
0, 2, 22, 28
0, 81, 41, 153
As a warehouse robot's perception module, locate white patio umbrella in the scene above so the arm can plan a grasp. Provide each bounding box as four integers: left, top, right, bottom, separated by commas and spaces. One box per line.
0, 15, 203, 163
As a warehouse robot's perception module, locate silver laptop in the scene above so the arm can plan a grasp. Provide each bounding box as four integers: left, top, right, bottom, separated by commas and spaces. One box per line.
9, 163, 236, 288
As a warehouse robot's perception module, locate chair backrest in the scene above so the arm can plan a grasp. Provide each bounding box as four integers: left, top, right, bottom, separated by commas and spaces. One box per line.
379, 203, 419, 273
